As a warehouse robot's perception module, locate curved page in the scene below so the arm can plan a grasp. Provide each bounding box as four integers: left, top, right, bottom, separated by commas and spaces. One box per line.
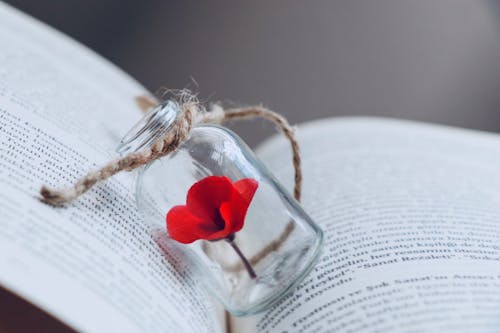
0, 3, 221, 333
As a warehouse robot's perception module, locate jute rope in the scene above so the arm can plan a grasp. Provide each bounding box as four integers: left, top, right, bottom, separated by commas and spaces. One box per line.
40, 97, 302, 205
39, 94, 302, 271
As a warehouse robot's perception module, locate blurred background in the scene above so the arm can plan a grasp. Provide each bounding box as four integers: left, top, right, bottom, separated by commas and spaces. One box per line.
4, 0, 500, 146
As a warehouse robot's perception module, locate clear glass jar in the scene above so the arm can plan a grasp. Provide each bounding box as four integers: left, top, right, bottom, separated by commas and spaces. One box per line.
117, 101, 323, 316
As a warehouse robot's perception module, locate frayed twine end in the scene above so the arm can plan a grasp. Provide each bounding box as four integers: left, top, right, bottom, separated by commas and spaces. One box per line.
39, 185, 70, 206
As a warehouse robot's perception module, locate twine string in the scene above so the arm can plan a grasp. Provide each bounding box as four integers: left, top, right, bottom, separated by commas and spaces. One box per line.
40, 100, 301, 205
39, 97, 302, 271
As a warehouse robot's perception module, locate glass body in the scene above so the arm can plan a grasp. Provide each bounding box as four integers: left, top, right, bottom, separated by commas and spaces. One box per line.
118, 101, 323, 316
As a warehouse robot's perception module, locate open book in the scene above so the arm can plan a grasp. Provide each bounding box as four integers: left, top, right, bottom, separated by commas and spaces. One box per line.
2, 3, 500, 332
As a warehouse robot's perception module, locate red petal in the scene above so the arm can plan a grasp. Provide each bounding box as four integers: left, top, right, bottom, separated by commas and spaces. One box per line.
186, 176, 233, 221
166, 205, 222, 243
166, 177, 259, 243
234, 178, 259, 204
218, 201, 236, 235
230, 178, 259, 232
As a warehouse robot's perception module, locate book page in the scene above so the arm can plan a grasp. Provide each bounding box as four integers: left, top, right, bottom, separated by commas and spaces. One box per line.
235, 117, 500, 332
0, 3, 222, 333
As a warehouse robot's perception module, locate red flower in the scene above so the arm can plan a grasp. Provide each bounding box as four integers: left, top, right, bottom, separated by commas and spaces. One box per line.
166, 176, 258, 244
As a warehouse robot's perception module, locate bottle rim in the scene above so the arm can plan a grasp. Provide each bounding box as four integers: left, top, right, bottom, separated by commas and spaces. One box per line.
116, 100, 180, 156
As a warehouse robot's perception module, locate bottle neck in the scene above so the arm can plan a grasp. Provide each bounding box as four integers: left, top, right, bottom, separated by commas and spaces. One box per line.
116, 100, 180, 156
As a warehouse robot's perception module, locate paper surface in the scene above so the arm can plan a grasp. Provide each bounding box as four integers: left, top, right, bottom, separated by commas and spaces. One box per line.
0, 3, 221, 333
236, 117, 500, 332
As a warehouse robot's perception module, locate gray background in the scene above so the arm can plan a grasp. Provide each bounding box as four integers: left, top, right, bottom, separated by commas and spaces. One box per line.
4, 0, 500, 146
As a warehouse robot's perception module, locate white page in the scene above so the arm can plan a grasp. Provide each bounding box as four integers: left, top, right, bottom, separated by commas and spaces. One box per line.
0, 3, 222, 333
235, 117, 500, 332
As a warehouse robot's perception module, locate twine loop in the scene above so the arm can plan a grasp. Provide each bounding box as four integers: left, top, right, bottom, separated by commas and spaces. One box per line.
40, 95, 302, 205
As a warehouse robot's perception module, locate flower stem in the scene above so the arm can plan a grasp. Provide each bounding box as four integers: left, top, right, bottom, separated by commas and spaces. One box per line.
226, 235, 257, 279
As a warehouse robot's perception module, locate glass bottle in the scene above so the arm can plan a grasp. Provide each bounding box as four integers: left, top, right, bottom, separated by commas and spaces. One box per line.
117, 100, 323, 316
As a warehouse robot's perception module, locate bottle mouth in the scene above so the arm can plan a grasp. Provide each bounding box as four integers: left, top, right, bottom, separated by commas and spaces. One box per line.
116, 100, 180, 156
